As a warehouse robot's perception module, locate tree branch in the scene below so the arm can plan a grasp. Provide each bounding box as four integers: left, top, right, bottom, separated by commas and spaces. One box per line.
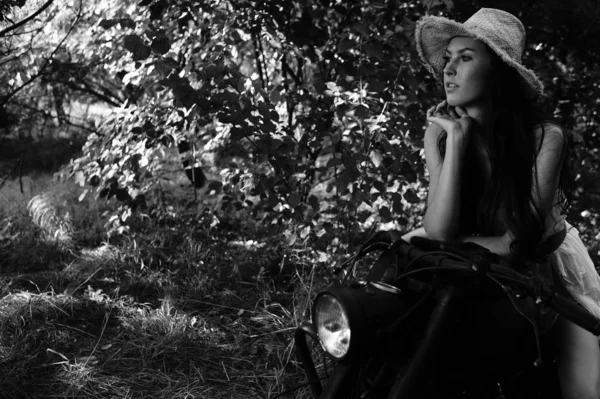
68, 79, 123, 107
252, 30, 266, 89
0, 0, 54, 38
1, 0, 82, 105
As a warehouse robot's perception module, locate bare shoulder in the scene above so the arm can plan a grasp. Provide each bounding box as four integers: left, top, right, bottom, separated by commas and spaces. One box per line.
534, 122, 566, 153
534, 122, 565, 144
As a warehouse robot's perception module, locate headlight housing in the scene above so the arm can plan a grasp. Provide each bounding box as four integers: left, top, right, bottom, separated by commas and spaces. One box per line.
314, 294, 351, 358
312, 281, 404, 361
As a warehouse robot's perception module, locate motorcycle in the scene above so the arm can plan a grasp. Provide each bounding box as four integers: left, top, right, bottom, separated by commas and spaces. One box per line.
294, 233, 600, 398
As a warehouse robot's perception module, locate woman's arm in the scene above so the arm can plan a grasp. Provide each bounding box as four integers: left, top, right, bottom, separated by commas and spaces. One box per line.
460, 232, 514, 259
422, 104, 473, 240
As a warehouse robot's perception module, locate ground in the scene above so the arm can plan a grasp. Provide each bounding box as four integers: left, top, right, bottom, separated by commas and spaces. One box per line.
0, 148, 338, 398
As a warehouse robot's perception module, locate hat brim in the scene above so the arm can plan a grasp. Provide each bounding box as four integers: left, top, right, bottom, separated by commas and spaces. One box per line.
415, 15, 544, 98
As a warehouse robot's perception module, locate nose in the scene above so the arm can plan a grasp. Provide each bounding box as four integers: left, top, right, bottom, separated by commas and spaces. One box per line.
443, 59, 456, 77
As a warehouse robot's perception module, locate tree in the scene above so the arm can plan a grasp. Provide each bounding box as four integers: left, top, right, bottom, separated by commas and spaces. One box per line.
2, 0, 600, 254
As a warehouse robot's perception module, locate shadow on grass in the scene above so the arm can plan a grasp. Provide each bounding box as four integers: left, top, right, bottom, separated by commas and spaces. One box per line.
0, 206, 328, 399
0, 286, 312, 398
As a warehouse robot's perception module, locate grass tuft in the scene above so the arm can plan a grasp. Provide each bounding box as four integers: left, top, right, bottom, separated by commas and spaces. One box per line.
0, 172, 343, 399
28, 192, 74, 247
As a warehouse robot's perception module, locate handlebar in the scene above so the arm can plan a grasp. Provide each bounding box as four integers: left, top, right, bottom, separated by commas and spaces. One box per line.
389, 237, 600, 336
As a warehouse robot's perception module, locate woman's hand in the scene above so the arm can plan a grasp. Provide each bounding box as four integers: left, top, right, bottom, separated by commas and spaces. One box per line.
426, 101, 473, 148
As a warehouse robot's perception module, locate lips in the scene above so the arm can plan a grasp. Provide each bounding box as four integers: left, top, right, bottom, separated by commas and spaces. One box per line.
445, 82, 459, 89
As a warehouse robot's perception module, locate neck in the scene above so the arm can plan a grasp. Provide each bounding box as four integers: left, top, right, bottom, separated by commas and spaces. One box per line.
465, 96, 494, 136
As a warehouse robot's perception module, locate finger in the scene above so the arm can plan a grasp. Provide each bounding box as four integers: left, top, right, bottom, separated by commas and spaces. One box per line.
427, 115, 454, 128
426, 106, 435, 117
455, 106, 469, 118
434, 108, 448, 117
427, 114, 451, 122
434, 100, 447, 114
447, 106, 459, 119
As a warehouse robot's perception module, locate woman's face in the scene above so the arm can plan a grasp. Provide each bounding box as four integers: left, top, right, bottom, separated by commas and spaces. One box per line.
443, 37, 495, 107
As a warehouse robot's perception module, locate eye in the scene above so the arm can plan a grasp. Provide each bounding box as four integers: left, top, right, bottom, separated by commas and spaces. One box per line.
461, 55, 472, 61
325, 320, 341, 331
442, 56, 451, 64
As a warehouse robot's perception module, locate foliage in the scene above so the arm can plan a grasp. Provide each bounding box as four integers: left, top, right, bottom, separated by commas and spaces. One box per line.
60, 0, 435, 244
0, 0, 26, 23
2, 1, 600, 397
2, 0, 600, 255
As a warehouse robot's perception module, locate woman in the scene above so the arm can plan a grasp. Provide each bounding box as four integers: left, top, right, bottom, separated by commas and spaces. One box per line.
408, 8, 600, 399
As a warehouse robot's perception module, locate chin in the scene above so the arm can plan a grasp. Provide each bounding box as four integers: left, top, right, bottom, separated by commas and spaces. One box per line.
445, 95, 465, 107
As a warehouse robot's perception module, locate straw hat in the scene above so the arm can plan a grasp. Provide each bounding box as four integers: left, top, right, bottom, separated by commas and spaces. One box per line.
415, 8, 544, 98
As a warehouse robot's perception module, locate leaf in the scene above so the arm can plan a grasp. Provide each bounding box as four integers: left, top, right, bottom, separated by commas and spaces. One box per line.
353, 188, 370, 205
400, 161, 417, 183
370, 150, 383, 167
379, 206, 392, 223
373, 180, 386, 193
405, 76, 420, 93
151, 35, 170, 55
286, 232, 297, 246
336, 171, 351, 193
403, 189, 421, 204
89, 175, 100, 187
327, 157, 344, 167
354, 104, 369, 119
308, 195, 320, 212
338, 37, 357, 52
364, 42, 384, 62
207, 180, 223, 192
392, 194, 404, 213
78, 189, 88, 202
123, 35, 151, 61
99, 19, 118, 29
353, 22, 370, 37
116, 189, 131, 202
172, 84, 199, 109
368, 79, 386, 93
119, 18, 136, 29
421, 0, 444, 10
300, 225, 311, 239
288, 193, 301, 208
74, 171, 86, 187
268, 87, 282, 104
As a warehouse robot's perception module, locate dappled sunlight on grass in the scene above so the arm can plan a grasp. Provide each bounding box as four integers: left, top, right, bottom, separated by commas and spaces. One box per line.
0, 167, 339, 398
0, 287, 302, 397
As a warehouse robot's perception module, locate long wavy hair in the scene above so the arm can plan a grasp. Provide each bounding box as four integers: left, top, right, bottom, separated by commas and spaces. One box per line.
436, 51, 573, 257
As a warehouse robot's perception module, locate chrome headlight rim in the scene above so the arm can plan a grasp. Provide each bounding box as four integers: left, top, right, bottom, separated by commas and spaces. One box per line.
313, 293, 352, 360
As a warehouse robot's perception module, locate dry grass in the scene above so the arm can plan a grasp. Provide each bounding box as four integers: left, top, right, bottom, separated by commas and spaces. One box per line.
0, 173, 337, 399
28, 192, 74, 247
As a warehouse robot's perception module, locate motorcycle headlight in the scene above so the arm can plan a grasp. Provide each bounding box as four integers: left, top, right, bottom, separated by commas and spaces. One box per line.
312, 282, 406, 361
314, 294, 351, 359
